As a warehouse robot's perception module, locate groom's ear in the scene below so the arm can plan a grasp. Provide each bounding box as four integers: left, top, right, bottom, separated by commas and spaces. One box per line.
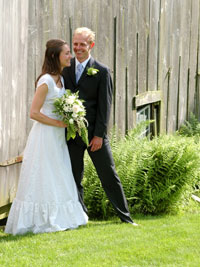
90, 42, 95, 49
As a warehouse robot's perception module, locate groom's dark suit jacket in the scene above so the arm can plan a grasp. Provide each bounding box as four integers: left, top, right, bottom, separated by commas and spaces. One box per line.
62, 57, 113, 141
62, 56, 133, 223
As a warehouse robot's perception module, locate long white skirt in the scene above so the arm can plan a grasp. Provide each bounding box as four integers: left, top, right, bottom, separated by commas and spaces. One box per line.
5, 122, 88, 235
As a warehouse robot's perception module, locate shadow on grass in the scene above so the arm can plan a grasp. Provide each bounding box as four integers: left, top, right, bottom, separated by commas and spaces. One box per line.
133, 213, 170, 221
88, 214, 171, 223
0, 220, 118, 242
86, 219, 120, 227
0, 214, 172, 242
0, 231, 36, 242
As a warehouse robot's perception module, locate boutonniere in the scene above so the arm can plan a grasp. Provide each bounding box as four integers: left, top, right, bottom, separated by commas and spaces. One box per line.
87, 67, 99, 76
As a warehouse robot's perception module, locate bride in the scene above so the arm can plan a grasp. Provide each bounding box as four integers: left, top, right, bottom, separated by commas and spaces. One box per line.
5, 39, 88, 235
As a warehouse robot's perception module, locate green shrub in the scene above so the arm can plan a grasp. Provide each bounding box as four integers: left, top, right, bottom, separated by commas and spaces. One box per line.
82, 155, 112, 219
178, 112, 200, 137
83, 122, 151, 219
129, 135, 200, 214
83, 125, 200, 218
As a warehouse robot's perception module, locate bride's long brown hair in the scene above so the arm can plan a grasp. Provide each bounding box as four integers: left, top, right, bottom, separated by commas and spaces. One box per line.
35, 39, 68, 86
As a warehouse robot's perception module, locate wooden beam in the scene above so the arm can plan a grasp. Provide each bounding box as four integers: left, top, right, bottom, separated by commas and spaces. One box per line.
0, 203, 11, 215
0, 155, 23, 167
132, 90, 162, 109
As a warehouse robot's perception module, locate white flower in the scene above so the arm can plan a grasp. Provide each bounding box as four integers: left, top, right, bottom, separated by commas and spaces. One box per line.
53, 90, 89, 146
72, 113, 78, 118
91, 69, 98, 75
87, 67, 99, 76
76, 100, 82, 106
72, 104, 81, 113
63, 106, 70, 112
63, 106, 68, 112
66, 95, 76, 105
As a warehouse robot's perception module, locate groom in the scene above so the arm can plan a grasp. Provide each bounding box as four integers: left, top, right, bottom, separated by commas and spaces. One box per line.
62, 27, 137, 225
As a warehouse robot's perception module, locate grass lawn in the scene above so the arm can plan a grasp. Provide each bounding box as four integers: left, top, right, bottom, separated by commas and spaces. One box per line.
0, 213, 200, 267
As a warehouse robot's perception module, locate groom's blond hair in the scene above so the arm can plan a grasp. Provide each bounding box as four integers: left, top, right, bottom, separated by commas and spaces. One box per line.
73, 27, 95, 44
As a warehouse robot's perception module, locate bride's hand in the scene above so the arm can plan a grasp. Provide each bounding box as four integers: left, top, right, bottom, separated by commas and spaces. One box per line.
57, 121, 68, 128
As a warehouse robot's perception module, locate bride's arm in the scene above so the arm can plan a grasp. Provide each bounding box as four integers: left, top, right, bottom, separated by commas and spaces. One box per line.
30, 83, 67, 128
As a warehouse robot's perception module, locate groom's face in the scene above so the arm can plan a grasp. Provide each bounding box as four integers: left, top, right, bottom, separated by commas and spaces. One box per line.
73, 33, 92, 63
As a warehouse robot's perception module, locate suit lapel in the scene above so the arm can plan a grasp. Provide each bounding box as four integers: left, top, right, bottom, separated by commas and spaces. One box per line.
77, 57, 95, 85
69, 58, 76, 88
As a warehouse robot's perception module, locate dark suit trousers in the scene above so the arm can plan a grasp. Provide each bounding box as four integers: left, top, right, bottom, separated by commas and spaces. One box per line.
67, 135, 133, 223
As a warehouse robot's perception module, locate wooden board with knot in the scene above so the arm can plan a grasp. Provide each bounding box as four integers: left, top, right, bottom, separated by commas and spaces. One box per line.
0, 155, 23, 167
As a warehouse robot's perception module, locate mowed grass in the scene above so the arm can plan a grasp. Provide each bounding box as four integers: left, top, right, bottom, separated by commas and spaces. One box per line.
0, 213, 200, 267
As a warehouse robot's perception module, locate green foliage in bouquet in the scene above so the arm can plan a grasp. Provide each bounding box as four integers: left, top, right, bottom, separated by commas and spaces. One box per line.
53, 90, 88, 146
83, 122, 200, 218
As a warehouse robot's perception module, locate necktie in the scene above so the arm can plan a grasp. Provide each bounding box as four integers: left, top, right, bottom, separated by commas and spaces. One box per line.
76, 63, 83, 83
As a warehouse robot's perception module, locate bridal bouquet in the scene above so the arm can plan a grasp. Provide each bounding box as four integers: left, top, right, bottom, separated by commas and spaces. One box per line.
53, 90, 88, 146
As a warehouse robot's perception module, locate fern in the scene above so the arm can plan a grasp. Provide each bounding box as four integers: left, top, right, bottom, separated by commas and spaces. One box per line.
179, 112, 200, 137
82, 123, 200, 218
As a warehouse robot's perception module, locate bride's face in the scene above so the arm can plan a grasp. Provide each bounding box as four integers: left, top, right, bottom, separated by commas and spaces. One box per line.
59, 44, 72, 68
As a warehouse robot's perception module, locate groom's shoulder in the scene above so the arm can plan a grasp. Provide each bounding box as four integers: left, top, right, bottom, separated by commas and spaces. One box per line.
93, 58, 110, 72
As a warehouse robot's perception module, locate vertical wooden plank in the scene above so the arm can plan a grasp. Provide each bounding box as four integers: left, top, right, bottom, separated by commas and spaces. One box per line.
177, 0, 192, 128
97, 0, 115, 128
176, 56, 181, 129
52, 0, 62, 38
158, 0, 173, 133
110, 0, 120, 130
148, 0, 160, 91
94, 0, 113, 67
35, 0, 46, 78
112, 16, 117, 126
2, 0, 12, 162
2, 0, 16, 210
26, 0, 36, 134
10, 0, 20, 156
137, 0, 150, 94
125, 66, 128, 133
60, 0, 71, 44
197, 3, 200, 119
14, 0, 29, 202
126, 0, 138, 129
0, 0, 8, 209
8, 0, 20, 202
0, 0, 3, 152
18, 0, 29, 150
114, 0, 126, 134
188, 0, 199, 115
71, 0, 94, 31
167, 0, 181, 133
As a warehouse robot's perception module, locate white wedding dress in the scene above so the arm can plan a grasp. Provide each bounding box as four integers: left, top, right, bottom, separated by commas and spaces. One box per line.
5, 74, 88, 235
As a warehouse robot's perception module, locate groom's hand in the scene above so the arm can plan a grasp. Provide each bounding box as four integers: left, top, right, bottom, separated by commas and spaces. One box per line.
89, 136, 103, 152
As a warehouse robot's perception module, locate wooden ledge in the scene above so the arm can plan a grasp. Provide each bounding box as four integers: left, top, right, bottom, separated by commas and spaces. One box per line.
0, 155, 23, 167
133, 90, 162, 109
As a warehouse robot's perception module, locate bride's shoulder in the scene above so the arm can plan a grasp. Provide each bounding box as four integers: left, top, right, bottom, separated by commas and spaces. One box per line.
39, 73, 53, 83
37, 74, 54, 89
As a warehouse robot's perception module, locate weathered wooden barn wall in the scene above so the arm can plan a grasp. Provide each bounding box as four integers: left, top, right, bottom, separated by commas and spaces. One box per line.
0, 0, 29, 218
26, 0, 200, 134
0, 0, 200, 216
